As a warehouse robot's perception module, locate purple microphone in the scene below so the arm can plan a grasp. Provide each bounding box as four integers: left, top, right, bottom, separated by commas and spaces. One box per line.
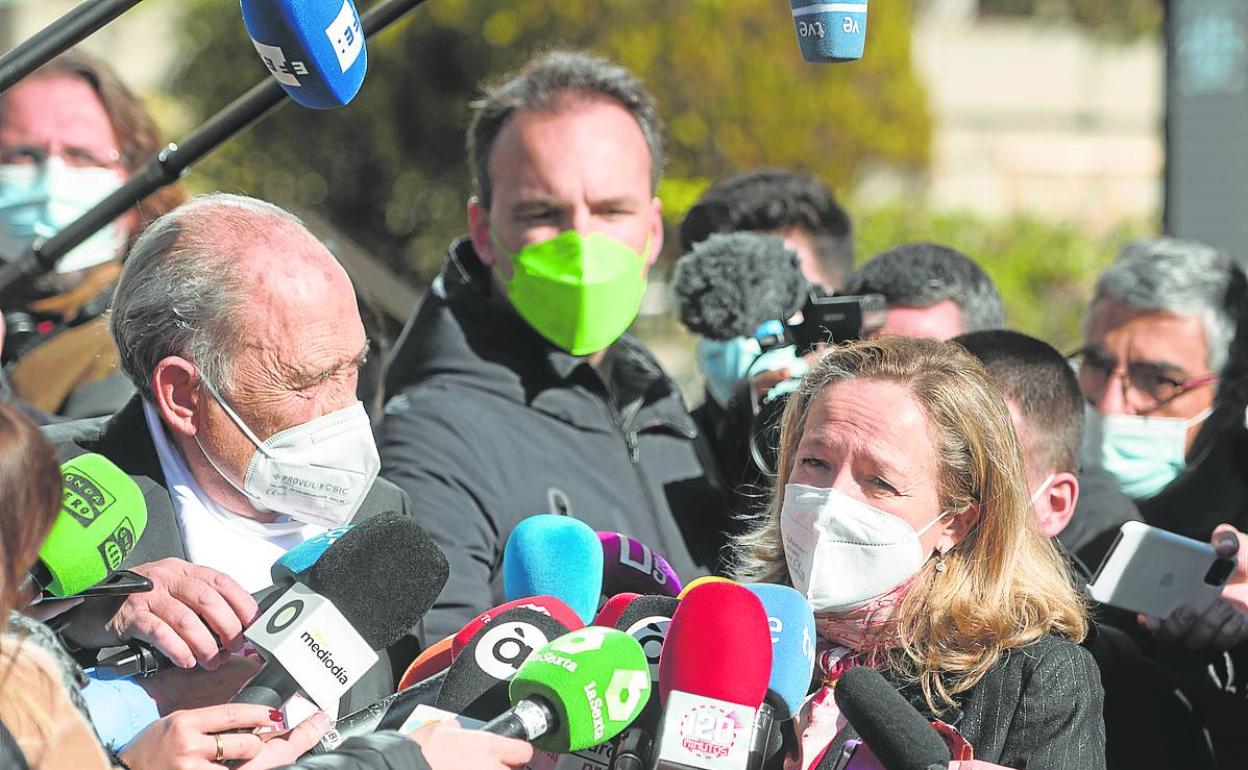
597, 531, 683, 598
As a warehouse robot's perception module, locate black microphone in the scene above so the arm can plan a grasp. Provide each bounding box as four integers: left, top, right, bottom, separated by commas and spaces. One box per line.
604, 595, 677, 770
832, 667, 951, 770
312, 601, 581, 753
232, 511, 447, 708
672, 232, 809, 341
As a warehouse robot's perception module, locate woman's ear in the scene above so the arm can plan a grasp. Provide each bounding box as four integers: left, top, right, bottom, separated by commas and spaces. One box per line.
936, 502, 981, 555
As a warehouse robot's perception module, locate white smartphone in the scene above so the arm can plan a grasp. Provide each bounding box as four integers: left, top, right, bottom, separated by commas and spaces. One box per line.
1087, 521, 1236, 619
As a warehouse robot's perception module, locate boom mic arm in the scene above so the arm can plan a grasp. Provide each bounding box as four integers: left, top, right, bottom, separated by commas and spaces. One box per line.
0, 0, 145, 94
0, 0, 431, 302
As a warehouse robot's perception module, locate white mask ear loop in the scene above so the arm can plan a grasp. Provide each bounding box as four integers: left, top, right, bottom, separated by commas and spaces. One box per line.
1029, 473, 1057, 506
199, 376, 273, 457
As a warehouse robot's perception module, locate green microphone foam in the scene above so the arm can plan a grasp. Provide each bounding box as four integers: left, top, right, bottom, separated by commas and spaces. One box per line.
38, 453, 148, 597
510, 625, 651, 752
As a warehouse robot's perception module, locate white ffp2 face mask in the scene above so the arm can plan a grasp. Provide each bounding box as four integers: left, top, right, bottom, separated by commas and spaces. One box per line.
780, 483, 947, 614
197, 381, 381, 528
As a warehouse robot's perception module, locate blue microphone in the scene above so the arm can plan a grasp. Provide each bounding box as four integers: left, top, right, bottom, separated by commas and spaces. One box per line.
790, 1, 869, 63
502, 514, 603, 624
270, 523, 353, 582
240, 0, 367, 109
745, 583, 817, 770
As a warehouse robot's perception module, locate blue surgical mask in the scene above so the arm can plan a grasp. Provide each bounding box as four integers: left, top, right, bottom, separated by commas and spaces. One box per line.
696, 336, 809, 407
1080, 406, 1211, 499
0, 157, 126, 273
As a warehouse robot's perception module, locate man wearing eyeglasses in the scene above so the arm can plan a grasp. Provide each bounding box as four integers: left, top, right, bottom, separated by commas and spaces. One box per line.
0, 51, 185, 420
1072, 237, 1241, 509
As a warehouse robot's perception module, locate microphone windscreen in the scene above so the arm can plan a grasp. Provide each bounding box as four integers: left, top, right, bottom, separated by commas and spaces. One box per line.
610, 594, 678, 729
306, 511, 449, 649
397, 635, 454, 691
503, 514, 603, 623
510, 626, 651, 752
270, 523, 352, 585
834, 666, 951, 770
241, 0, 367, 109
598, 532, 683, 597
38, 453, 148, 597
790, 0, 869, 64
452, 596, 582, 660
677, 575, 734, 599
436, 605, 579, 720
659, 582, 771, 707
745, 583, 817, 720
594, 593, 641, 628
672, 232, 808, 340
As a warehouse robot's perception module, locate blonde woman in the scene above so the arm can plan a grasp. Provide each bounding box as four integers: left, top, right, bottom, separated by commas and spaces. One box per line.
734, 337, 1105, 770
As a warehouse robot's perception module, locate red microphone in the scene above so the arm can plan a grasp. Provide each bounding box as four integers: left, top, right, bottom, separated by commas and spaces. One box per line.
595, 592, 643, 627
451, 595, 582, 659
397, 634, 453, 691
650, 582, 772, 770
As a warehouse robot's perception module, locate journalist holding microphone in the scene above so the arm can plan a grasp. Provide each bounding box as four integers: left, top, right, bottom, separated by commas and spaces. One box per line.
734, 336, 1106, 769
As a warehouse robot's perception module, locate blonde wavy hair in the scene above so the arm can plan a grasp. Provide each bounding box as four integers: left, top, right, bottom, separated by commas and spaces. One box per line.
732, 336, 1088, 712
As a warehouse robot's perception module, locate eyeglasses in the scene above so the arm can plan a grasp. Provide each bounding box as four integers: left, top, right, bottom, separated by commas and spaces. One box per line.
0, 144, 123, 171
1067, 347, 1218, 409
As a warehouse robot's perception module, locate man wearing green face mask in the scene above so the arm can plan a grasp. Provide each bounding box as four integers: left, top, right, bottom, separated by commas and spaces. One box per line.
379, 51, 723, 641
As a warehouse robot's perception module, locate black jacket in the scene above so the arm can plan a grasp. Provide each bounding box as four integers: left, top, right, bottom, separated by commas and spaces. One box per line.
40, 396, 423, 713
278, 732, 430, 770
800, 636, 1106, 770
379, 238, 722, 640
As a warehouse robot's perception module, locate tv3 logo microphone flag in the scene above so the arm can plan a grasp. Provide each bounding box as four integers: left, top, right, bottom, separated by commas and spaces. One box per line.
241, 0, 367, 109
790, 1, 868, 63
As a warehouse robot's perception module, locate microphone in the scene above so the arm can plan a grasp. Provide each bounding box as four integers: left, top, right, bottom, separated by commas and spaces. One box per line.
790, 0, 869, 63
396, 635, 453, 691
744, 584, 817, 770
653, 582, 772, 770
241, 0, 367, 109
481, 626, 651, 753
33, 453, 148, 598
436, 602, 583, 720
833, 666, 951, 770
598, 532, 683, 598
672, 233, 808, 342
452, 595, 584, 661
677, 575, 735, 599
313, 598, 585, 752
605, 595, 679, 770
594, 593, 642, 628
233, 511, 448, 709
89, 522, 348, 680
503, 514, 604, 623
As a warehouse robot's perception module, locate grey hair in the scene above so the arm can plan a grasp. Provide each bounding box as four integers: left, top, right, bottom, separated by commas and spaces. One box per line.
467, 49, 665, 208
110, 193, 307, 401
845, 242, 1005, 333
1091, 237, 1242, 374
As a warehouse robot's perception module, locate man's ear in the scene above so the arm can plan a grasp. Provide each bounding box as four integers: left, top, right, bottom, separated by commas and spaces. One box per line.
468, 197, 496, 267
644, 196, 664, 271
1037, 472, 1080, 539
151, 357, 201, 439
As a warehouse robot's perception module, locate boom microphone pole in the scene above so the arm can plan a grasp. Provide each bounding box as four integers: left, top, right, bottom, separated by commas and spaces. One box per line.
0, 0, 146, 94
0, 0, 430, 302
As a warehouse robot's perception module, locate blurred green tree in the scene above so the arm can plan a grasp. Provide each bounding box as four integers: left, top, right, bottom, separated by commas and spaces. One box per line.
169, 0, 930, 285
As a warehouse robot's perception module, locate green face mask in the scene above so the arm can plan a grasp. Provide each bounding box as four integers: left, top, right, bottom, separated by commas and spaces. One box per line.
499, 229, 648, 356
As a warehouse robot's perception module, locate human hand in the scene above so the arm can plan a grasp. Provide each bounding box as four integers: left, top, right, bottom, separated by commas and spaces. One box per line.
1140, 524, 1248, 652
59, 558, 257, 669
409, 719, 534, 770
120, 704, 328, 770
137, 653, 263, 715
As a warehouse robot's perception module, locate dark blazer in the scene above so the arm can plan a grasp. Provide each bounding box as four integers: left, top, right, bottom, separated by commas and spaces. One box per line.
42, 396, 422, 713
800, 636, 1107, 770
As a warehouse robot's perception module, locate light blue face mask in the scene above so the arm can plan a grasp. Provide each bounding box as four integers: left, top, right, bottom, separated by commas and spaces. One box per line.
1080, 406, 1211, 500
0, 157, 126, 273
696, 335, 808, 407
